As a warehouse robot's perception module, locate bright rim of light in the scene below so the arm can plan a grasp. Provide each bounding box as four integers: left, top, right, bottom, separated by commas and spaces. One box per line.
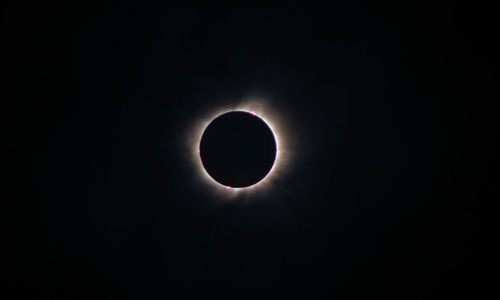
187, 98, 291, 197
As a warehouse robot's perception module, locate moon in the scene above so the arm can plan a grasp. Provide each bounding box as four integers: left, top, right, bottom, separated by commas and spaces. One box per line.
200, 111, 277, 188
186, 99, 292, 197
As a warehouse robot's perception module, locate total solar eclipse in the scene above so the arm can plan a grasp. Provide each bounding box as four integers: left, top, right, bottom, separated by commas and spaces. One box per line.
199, 111, 277, 188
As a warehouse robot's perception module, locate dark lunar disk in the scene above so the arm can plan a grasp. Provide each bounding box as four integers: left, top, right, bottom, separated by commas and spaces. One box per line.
200, 111, 277, 188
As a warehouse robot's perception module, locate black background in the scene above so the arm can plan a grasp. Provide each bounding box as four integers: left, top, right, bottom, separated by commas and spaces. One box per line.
5, 1, 497, 297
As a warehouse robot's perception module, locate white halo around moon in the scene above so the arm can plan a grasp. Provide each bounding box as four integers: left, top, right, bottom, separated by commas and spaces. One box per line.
186, 98, 292, 198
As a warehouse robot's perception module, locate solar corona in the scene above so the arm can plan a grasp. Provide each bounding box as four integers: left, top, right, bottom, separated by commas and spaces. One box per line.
187, 99, 291, 197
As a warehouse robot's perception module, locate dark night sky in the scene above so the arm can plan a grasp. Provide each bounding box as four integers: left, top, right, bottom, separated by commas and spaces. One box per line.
5, 1, 497, 296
